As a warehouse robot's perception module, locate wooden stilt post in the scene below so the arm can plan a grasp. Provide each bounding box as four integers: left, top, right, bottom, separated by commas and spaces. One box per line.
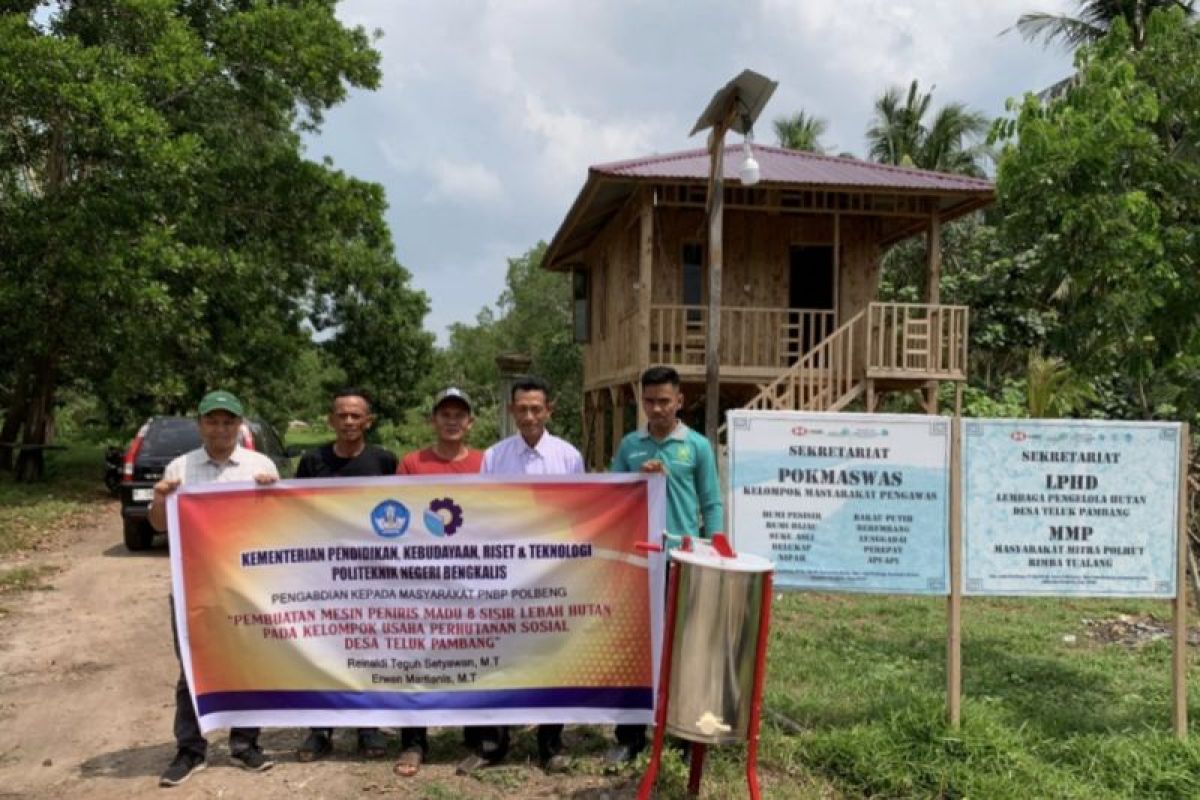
610, 385, 624, 465
581, 391, 593, 470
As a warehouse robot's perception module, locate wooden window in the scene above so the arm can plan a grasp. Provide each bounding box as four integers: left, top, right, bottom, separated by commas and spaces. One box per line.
572, 268, 590, 343
682, 243, 703, 322
596, 258, 607, 340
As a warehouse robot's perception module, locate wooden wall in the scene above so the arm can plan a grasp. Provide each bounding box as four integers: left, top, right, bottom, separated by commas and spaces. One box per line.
838, 216, 882, 322
652, 207, 881, 314
581, 198, 890, 389
581, 194, 642, 386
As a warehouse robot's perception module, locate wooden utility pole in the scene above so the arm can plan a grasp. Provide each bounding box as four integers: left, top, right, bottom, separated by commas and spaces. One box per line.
704, 115, 733, 451
689, 69, 777, 451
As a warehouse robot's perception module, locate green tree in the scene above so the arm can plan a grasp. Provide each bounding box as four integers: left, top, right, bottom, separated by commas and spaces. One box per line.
994, 9, 1200, 420
1012, 0, 1195, 50
438, 243, 583, 449
0, 1, 430, 473
1026, 353, 1098, 417
866, 80, 990, 175
773, 111, 828, 153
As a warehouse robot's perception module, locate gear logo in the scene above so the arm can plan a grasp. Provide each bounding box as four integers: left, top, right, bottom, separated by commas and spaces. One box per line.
423, 497, 464, 537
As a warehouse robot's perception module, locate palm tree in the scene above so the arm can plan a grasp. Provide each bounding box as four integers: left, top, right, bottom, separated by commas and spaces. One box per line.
865, 80, 989, 175
773, 111, 828, 153
1011, 0, 1195, 50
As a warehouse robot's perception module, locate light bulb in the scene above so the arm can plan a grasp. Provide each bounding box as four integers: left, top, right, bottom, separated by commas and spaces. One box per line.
739, 139, 760, 186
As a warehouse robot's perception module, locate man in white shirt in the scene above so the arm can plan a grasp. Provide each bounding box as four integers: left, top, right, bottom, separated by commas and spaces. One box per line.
480, 378, 584, 476
148, 390, 280, 788
459, 377, 583, 776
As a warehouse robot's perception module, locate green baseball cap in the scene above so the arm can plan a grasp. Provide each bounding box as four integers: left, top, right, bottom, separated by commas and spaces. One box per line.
198, 390, 245, 417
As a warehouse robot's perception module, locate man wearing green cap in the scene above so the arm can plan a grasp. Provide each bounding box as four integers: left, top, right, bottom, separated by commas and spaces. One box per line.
149, 390, 280, 787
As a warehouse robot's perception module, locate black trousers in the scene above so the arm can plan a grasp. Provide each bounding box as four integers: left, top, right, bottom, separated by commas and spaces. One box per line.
614, 723, 647, 751
463, 724, 562, 761
306, 726, 424, 748
170, 597, 259, 757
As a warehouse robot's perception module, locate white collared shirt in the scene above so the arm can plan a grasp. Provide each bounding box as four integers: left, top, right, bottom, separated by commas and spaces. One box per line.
163, 444, 279, 486
482, 431, 584, 476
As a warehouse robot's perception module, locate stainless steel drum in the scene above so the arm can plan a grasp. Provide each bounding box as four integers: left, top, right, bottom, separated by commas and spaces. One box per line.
665, 548, 774, 744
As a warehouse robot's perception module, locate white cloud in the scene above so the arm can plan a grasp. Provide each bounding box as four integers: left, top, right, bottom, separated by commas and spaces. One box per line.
520, 93, 664, 189
423, 158, 505, 206
312, 1, 1077, 342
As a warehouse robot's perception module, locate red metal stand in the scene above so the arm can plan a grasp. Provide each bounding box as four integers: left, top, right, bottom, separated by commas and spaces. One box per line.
744, 571, 773, 800
687, 743, 707, 795
637, 536, 774, 799
636, 558, 681, 799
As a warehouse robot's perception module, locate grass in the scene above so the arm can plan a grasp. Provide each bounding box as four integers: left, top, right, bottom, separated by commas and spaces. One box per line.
729, 592, 1200, 799
0, 443, 109, 556
0, 563, 61, 594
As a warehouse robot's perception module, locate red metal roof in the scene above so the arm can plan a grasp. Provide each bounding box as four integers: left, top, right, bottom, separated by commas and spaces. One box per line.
593, 143, 993, 193
543, 143, 994, 270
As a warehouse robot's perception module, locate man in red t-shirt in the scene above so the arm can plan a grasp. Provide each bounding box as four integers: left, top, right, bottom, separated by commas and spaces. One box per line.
393, 387, 482, 777
397, 386, 483, 476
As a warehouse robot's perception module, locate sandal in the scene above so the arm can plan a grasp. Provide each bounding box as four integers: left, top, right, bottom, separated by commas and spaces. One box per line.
393, 746, 423, 777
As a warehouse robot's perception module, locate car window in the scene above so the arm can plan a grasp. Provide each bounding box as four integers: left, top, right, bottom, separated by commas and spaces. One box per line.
142, 418, 201, 456
248, 419, 284, 458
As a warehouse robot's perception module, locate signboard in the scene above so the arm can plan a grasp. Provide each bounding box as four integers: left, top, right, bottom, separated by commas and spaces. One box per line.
962, 419, 1181, 597
168, 474, 665, 733
728, 410, 951, 594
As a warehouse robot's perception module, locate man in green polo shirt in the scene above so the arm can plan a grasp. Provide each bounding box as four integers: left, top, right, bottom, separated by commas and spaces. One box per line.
606, 365, 724, 766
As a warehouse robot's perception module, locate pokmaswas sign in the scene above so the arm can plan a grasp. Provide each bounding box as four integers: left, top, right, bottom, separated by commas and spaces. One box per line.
727, 410, 951, 595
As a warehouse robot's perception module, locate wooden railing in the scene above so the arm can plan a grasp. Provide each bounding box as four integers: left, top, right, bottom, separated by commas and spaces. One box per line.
867, 302, 968, 379
649, 305, 835, 369
741, 309, 868, 413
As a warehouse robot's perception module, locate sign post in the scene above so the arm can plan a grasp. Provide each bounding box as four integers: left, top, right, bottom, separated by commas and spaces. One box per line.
1174, 423, 1190, 739
948, 417, 962, 728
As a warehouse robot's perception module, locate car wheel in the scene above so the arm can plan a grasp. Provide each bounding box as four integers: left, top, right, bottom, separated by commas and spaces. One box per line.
123, 519, 155, 551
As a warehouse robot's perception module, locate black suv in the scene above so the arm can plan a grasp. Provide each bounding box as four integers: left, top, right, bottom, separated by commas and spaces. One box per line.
119, 416, 294, 551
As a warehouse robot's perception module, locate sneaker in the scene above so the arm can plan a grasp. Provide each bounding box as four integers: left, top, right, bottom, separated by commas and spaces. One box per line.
230, 746, 274, 772
296, 730, 332, 763
542, 753, 572, 774
159, 750, 206, 787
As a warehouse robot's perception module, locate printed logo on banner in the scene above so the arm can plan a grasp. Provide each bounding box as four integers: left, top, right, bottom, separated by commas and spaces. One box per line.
423, 497, 464, 537
370, 500, 410, 538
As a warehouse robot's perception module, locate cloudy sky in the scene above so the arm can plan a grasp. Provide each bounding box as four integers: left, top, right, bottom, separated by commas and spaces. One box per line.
305, 0, 1076, 343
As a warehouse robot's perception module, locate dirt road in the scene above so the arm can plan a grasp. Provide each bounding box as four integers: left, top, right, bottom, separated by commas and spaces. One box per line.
0, 503, 638, 799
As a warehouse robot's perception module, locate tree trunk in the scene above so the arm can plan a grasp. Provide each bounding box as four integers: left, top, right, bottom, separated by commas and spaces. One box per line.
15, 356, 57, 482
0, 372, 31, 472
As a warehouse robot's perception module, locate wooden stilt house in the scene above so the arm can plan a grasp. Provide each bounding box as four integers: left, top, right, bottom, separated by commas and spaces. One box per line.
542, 144, 994, 469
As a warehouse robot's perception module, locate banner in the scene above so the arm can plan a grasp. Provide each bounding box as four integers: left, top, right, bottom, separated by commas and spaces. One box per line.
168, 474, 666, 733
962, 419, 1181, 597
728, 410, 951, 594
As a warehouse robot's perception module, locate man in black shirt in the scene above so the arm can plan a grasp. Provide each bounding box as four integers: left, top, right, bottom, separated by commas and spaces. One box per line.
295, 388, 397, 762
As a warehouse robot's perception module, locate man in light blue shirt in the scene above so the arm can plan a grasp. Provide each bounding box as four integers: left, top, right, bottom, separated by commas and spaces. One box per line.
606, 366, 724, 766
458, 376, 582, 776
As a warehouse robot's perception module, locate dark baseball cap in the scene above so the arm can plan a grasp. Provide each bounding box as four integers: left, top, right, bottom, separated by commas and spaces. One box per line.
432, 386, 472, 414
198, 389, 244, 417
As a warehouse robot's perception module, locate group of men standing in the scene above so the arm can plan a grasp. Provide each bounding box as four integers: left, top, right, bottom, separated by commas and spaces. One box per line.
149, 366, 723, 788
